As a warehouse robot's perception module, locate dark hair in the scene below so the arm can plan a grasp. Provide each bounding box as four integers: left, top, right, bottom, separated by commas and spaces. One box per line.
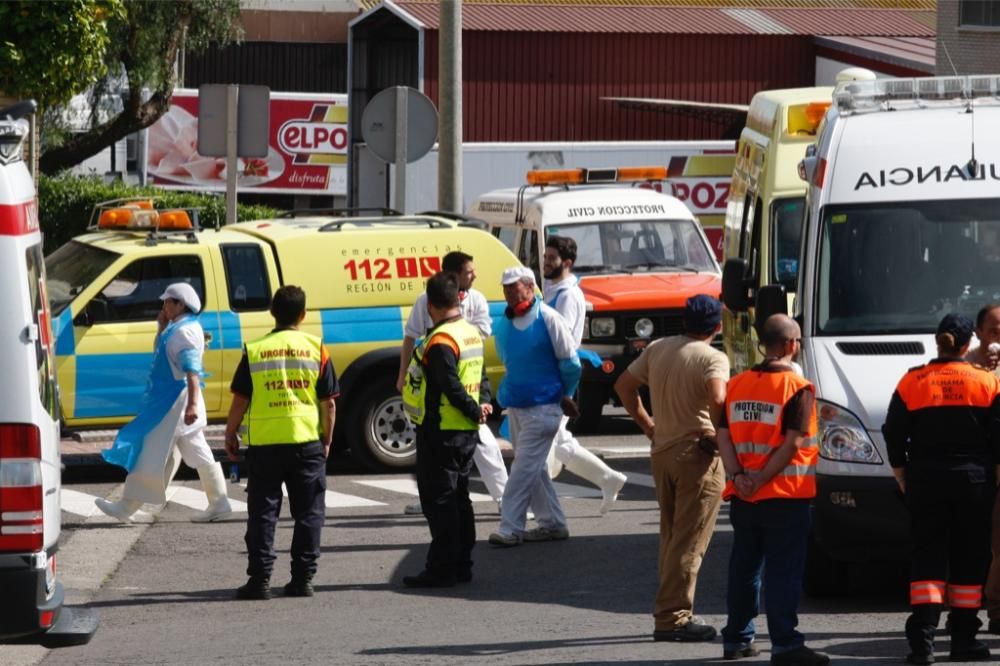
271, 285, 306, 327
545, 235, 577, 263
976, 303, 1000, 329
442, 251, 474, 274
426, 271, 460, 309
935, 331, 963, 355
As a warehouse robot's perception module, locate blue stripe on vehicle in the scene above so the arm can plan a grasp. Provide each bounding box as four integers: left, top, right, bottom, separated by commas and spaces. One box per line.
203, 310, 243, 350
73, 353, 152, 418
54, 309, 75, 356
320, 307, 403, 344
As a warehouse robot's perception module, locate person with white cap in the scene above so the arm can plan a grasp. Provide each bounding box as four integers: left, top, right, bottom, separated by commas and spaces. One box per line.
542, 235, 628, 513
96, 282, 233, 524
488, 266, 581, 547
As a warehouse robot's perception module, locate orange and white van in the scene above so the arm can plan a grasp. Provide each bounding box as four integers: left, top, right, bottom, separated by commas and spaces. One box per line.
469, 167, 722, 430
0, 101, 96, 644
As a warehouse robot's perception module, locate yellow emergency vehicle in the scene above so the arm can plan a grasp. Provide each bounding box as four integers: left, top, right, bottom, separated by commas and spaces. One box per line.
721, 70, 875, 372
45, 203, 519, 470
721, 87, 833, 371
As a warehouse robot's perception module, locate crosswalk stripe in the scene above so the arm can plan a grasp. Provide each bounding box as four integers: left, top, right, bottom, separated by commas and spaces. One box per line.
60, 488, 102, 518
550, 481, 602, 498
165, 486, 249, 513
353, 478, 494, 503
622, 472, 657, 489
274, 483, 387, 509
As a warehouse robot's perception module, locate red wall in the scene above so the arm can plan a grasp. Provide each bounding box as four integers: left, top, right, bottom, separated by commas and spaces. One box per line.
423, 31, 816, 141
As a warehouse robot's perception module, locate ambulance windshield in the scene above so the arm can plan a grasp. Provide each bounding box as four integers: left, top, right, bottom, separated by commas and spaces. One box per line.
816, 198, 1000, 335
45, 241, 119, 315
546, 219, 717, 274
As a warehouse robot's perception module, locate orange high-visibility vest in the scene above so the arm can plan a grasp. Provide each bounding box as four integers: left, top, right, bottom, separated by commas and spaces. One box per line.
723, 369, 818, 502
896, 361, 999, 412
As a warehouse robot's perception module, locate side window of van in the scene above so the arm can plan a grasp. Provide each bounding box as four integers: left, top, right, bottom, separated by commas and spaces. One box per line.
518, 230, 539, 275
738, 192, 756, 259
86, 255, 205, 324
25, 245, 57, 418
492, 226, 516, 251
221, 244, 271, 311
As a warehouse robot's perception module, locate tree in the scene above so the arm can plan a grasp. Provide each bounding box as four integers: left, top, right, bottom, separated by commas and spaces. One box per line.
35, 0, 242, 175
0, 1, 125, 109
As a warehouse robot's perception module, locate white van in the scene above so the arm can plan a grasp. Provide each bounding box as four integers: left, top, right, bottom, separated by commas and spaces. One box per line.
0, 102, 96, 644
469, 167, 721, 431
727, 75, 1000, 591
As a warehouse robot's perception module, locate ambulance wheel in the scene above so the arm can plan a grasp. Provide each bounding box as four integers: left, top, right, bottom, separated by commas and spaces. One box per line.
570, 383, 605, 434
349, 377, 417, 471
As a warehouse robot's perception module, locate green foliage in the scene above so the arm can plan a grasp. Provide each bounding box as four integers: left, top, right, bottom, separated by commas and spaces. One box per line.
0, 1, 126, 108
38, 174, 281, 254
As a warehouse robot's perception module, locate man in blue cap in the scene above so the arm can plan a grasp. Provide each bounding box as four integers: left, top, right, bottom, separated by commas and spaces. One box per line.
614, 294, 728, 643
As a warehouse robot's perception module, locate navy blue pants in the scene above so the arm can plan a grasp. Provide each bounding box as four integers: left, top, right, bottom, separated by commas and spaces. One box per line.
245, 441, 327, 580
721, 498, 811, 654
415, 427, 478, 580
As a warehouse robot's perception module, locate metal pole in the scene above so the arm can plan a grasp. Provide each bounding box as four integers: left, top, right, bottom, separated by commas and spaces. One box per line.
394, 86, 408, 213
438, 0, 462, 212
225, 84, 238, 226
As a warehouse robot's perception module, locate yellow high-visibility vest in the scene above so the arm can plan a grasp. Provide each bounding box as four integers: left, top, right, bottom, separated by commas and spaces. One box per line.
245, 329, 324, 445
402, 318, 483, 430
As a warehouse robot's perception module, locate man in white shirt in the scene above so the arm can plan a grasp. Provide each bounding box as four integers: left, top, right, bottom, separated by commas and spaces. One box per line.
543, 236, 627, 513
397, 252, 508, 515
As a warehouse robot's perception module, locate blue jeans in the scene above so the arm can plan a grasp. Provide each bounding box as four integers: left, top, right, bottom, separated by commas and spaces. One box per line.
721, 498, 810, 654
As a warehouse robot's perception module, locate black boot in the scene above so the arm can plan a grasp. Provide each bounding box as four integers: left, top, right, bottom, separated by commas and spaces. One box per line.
283, 576, 314, 597
236, 575, 272, 600
949, 608, 989, 661
905, 606, 940, 664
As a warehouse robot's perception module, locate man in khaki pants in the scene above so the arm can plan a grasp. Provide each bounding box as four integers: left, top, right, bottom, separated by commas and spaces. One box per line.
614, 295, 727, 642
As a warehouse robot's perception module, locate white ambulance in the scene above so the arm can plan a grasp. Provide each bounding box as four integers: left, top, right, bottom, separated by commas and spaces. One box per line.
0, 102, 96, 644
469, 167, 721, 431
737, 75, 1000, 591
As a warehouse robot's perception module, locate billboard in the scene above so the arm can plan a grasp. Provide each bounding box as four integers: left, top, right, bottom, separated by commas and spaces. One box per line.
146, 89, 347, 195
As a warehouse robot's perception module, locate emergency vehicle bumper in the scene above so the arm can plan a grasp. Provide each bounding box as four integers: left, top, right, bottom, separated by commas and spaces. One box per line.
812, 474, 910, 563
0, 552, 63, 640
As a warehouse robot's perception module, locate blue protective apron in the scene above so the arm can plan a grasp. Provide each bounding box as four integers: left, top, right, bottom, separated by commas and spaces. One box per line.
102, 316, 203, 473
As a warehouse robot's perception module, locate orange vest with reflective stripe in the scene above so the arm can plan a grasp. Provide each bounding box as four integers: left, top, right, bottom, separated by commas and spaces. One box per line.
896, 361, 999, 412
723, 369, 818, 502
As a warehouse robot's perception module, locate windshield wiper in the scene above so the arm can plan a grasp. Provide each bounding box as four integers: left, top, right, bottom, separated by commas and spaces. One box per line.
575, 265, 632, 275
625, 262, 700, 273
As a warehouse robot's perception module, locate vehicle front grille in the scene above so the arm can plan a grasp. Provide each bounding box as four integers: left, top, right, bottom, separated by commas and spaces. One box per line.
835, 341, 925, 355
618, 309, 686, 342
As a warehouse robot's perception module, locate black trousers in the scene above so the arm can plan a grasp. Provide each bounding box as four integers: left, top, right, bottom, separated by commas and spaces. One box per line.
905, 463, 995, 653
245, 441, 327, 580
415, 427, 478, 579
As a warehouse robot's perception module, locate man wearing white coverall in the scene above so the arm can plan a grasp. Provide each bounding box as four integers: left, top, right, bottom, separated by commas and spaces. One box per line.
542, 236, 628, 513
488, 266, 581, 546
397, 251, 508, 514
96, 283, 233, 523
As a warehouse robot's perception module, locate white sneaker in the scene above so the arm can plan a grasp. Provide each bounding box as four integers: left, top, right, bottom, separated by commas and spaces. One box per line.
404, 502, 423, 515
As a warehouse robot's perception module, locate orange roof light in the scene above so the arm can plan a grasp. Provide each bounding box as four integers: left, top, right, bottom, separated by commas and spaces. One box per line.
787, 101, 831, 136
526, 166, 667, 187
98, 207, 136, 229
527, 169, 585, 186
158, 210, 193, 230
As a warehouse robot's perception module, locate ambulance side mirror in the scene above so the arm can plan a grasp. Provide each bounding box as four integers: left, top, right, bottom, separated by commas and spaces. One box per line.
754, 284, 788, 332
798, 156, 817, 184
721, 258, 752, 312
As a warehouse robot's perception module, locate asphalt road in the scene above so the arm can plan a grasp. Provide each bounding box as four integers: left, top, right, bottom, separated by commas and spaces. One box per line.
3, 413, 995, 665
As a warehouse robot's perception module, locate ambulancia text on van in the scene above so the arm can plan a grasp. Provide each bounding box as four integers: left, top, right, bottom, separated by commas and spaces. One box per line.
46, 206, 520, 471
469, 167, 721, 431
733, 74, 1000, 592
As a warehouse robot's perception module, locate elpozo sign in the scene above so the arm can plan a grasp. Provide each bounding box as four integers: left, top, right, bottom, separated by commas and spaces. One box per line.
146, 89, 347, 195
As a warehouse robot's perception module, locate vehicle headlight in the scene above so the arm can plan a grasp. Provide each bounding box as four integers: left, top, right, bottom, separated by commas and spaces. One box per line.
634, 317, 654, 338
817, 399, 883, 464
590, 317, 616, 338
